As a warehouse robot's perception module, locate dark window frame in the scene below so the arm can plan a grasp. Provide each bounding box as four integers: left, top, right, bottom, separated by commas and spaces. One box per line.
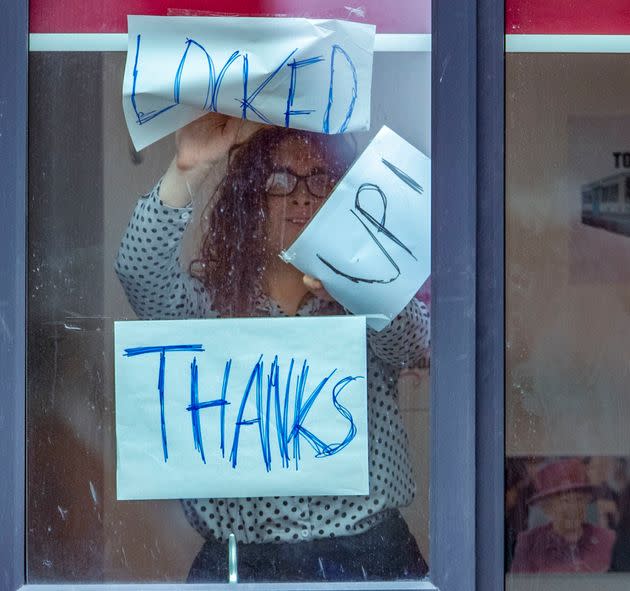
0, 0, 504, 589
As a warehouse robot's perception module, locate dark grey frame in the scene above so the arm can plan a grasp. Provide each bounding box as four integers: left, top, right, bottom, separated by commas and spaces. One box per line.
430, 1, 505, 589
0, 0, 28, 589
475, 0, 505, 588
0, 0, 505, 589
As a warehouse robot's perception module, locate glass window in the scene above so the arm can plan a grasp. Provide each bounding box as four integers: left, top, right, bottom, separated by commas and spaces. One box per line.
26, 3, 434, 585
506, 5, 630, 590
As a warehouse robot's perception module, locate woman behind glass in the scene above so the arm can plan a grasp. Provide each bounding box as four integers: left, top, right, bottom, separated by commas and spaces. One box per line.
115, 114, 430, 582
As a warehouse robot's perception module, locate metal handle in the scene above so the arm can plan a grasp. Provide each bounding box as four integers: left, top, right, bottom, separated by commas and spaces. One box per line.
228, 533, 238, 584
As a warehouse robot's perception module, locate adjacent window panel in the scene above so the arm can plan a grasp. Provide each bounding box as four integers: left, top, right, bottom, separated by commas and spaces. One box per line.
506, 47, 630, 591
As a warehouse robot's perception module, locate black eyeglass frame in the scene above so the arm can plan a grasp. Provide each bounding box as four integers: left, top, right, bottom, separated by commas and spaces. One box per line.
264, 167, 338, 199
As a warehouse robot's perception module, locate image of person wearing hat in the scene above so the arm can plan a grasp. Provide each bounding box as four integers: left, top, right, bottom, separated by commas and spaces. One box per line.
510, 458, 616, 573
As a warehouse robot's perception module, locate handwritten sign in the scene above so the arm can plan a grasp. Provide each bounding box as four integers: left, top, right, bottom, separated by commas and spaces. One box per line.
282, 126, 431, 331
122, 16, 375, 151
114, 316, 368, 500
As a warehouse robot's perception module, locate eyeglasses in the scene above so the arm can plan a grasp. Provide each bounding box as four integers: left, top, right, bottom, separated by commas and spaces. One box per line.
265, 168, 338, 199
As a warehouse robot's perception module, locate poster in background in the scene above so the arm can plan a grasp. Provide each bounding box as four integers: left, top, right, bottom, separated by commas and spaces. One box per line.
506, 455, 630, 573
568, 116, 630, 284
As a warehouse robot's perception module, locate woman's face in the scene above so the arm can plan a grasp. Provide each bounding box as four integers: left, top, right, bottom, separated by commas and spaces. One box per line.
540, 491, 591, 542
264, 135, 337, 257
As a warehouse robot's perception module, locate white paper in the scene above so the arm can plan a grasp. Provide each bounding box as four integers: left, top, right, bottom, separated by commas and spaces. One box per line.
114, 316, 368, 500
281, 126, 431, 331
122, 16, 375, 151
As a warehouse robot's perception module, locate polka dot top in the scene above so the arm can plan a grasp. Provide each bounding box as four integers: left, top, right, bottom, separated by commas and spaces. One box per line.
115, 184, 431, 545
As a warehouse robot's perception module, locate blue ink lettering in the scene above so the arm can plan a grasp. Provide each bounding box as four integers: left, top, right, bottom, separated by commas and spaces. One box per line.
321, 375, 362, 456
132, 36, 241, 126
262, 357, 273, 472
290, 360, 307, 469
284, 56, 324, 128
239, 49, 299, 123
123, 344, 204, 462
132, 37, 360, 133
229, 356, 272, 471
186, 358, 231, 463
322, 44, 358, 134
288, 362, 338, 469
131, 34, 178, 125
210, 50, 241, 112
173, 39, 214, 110
273, 357, 293, 468
126, 348, 362, 470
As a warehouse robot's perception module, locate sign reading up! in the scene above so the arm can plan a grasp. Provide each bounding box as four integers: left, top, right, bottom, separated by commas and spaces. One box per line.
282, 126, 431, 331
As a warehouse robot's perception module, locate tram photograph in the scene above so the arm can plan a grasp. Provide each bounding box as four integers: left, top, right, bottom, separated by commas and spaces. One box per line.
581, 172, 630, 237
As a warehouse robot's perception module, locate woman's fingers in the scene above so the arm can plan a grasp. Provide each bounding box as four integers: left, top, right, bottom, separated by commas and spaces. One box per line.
303, 275, 334, 301
303, 274, 323, 291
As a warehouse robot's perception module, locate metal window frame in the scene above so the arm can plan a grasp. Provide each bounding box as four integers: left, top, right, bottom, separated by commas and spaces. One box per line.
0, 0, 504, 590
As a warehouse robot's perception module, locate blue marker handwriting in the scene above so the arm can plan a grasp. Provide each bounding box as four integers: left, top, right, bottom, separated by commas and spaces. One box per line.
123, 346, 363, 472
131, 35, 358, 134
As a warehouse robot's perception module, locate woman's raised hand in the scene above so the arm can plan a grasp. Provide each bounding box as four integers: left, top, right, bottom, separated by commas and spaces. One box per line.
175, 113, 242, 172
160, 113, 242, 208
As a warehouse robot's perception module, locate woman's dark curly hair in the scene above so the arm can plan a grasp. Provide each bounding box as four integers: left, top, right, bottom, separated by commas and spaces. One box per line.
190, 126, 355, 316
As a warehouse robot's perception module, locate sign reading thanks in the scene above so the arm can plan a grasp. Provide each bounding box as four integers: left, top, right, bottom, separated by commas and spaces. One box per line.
114, 316, 368, 500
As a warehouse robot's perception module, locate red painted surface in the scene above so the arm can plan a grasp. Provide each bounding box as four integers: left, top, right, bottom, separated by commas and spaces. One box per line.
29, 0, 630, 36
506, 0, 630, 34
29, 0, 430, 33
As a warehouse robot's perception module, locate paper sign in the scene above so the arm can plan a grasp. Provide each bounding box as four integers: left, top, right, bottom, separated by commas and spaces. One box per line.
122, 16, 375, 151
114, 316, 368, 500
281, 126, 431, 331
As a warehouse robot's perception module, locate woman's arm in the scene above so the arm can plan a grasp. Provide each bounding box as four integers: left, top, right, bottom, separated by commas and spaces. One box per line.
114, 183, 213, 319
159, 114, 242, 207
115, 114, 244, 319
303, 277, 430, 368
367, 298, 430, 368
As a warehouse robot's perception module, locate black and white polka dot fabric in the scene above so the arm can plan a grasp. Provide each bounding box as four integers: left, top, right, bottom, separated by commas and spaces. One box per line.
115, 184, 431, 545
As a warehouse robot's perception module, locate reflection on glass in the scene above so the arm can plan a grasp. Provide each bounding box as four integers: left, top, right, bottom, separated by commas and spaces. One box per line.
27, 51, 432, 583
506, 51, 630, 589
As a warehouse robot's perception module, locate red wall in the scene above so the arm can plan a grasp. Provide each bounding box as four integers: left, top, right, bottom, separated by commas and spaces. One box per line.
29, 0, 430, 33
30, 1, 630, 37
506, 0, 630, 34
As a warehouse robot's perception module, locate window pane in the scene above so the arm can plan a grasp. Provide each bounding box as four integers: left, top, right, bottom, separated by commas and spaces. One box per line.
27, 16, 432, 583
506, 43, 630, 591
